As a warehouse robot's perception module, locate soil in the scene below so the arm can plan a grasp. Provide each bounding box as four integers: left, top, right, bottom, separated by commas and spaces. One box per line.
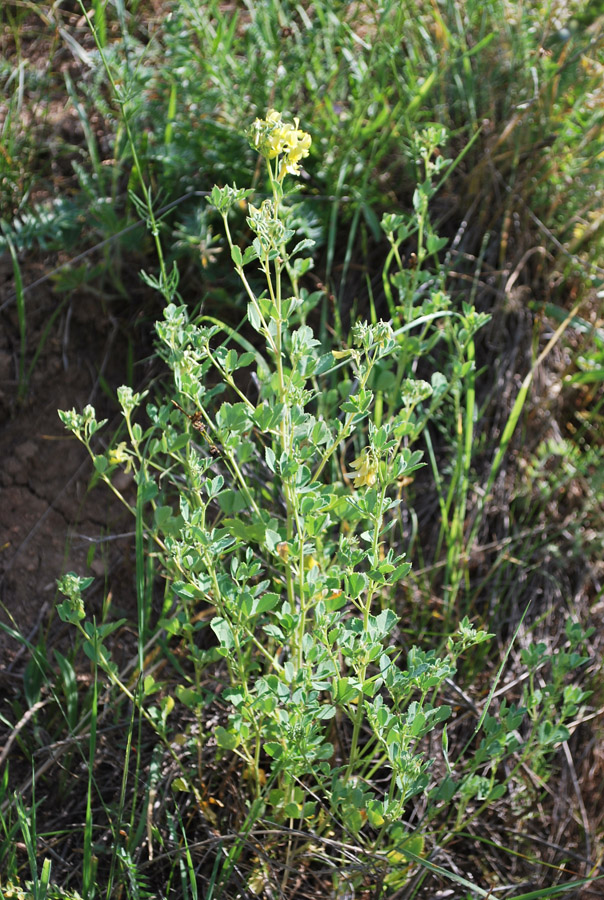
0, 3, 155, 665
0, 252, 141, 664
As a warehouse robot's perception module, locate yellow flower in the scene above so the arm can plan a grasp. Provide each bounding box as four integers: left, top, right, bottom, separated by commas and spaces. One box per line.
107, 441, 133, 472
278, 118, 312, 176
304, 554, 319, 571
249, 110, 311, 178
349, 451, 378, 488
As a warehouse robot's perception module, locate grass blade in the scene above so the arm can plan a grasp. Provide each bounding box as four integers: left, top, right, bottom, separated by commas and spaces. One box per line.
1, 223, 26, 398
83, 623, 99, 900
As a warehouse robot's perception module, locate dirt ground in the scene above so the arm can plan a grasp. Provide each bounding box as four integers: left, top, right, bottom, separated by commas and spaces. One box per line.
0, 0, 175, 667
0, 252, 141, 663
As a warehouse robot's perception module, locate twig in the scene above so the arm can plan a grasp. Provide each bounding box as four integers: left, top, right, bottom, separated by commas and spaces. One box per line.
0, 699, 50, 768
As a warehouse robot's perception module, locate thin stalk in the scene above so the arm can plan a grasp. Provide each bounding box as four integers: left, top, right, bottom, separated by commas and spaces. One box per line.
465, 298, 583, 560
346, 486, 387, 779
75, 1, 171, 302
82, 623, 98, 900
312, 353, 377, 482
3, 226, 26, 398
105, 695, 137, 900
444, 335, 476, 613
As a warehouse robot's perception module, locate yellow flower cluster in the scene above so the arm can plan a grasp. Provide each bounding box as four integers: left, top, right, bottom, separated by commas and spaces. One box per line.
349, 450, 379, 488
107, 441, 133, 472
249, 109, 311, 178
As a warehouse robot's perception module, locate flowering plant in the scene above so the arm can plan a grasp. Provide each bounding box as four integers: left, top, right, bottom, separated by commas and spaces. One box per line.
59, 112, 500, 894
249, 108, 312, 178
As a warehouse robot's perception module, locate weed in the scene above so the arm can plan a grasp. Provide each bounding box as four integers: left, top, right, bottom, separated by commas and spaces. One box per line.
51, 110, 597, 897
2, 2, 604, 898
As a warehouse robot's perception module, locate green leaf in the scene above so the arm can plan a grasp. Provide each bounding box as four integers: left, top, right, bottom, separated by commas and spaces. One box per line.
172, 777, 190, 792
141, 479, 159, 502
154, 505, 174, 528
265, 445, 276, 472
40, 856, 52, 896
426, 234, 448, 254
333, 677, 357, 703
431, 775, 457, 802
93, 454, 108, 473
410, 711, 426, 736
263, 624, 285, 641
242, 244, 259, 265
217, 489, 248, 514
54, 649, 78, 730
263, 742, 284, 759
283, 801, 302, 818
248, 301, 262, 332
222, 517, 266, 543
23, 650, 46, 708
539, 722, 571, 745
209, 475, 224, 496
347, 572, 368, 599
366, 800, 385, 827
176, 685, 203, 708
173, 581, 205, 600
488, 783, 506, 800
215, 726, 239, 750
315, 741, 334, 759
265, 528, 282, 552
291, 238, 315, 255
211, 616, 235, 650
255, 592, 280, 614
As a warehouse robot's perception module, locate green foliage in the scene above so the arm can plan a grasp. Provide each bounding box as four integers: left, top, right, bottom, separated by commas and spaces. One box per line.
3, 0, 602, 289
52, 111, 596, 897
2, 2, 603, 898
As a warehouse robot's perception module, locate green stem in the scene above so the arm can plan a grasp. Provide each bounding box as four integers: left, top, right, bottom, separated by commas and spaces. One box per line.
312, 355, 376, 482
76, 1, 171, 303
346, 486, 387, 779
205, 345, 256, 411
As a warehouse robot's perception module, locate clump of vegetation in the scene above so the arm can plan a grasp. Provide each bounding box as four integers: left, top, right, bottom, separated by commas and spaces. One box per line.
1, 2, 603, 898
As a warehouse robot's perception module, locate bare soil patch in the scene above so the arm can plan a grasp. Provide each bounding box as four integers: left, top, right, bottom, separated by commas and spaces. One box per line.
0, 254, 138, 663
